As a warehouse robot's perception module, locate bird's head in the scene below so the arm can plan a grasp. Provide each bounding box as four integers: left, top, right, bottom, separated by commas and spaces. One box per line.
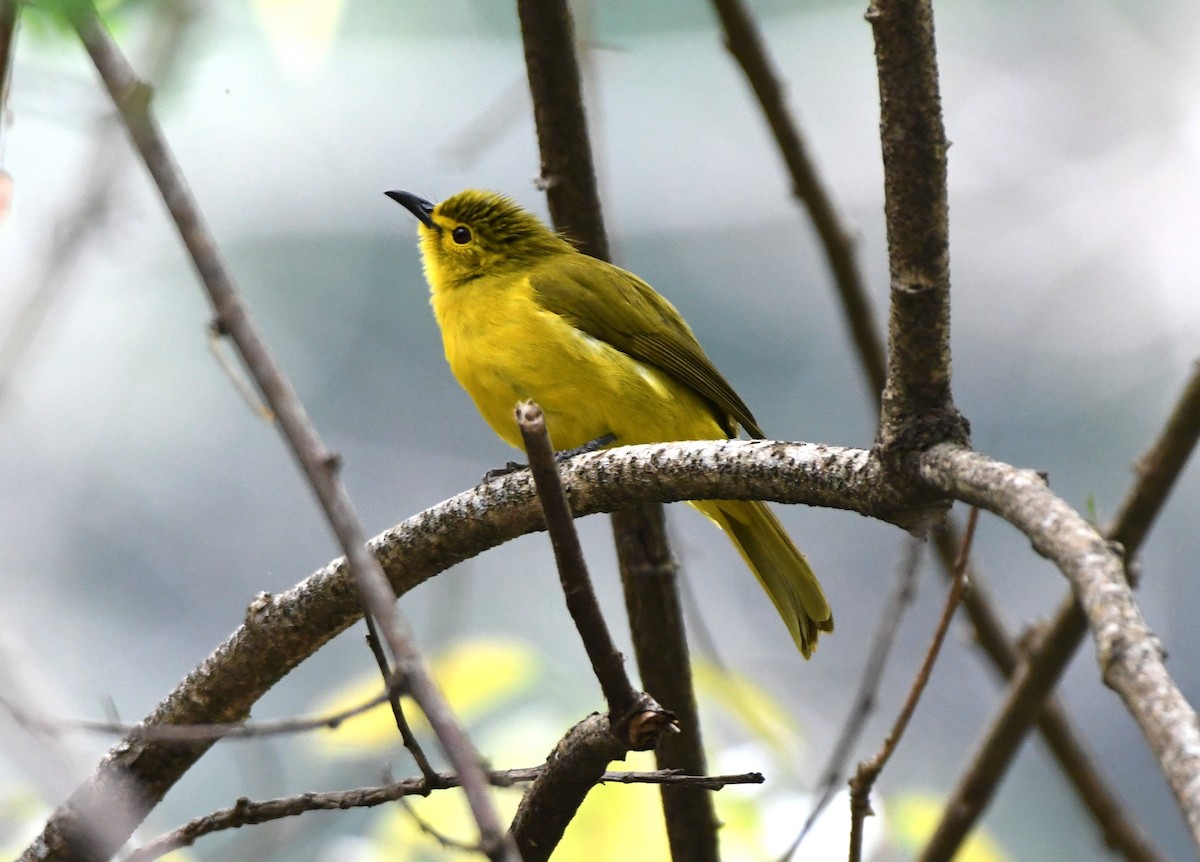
386, 189, 573, 287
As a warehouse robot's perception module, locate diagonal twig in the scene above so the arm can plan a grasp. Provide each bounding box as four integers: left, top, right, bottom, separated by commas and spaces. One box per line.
784, 536, 923, 860
511, 403, 678, 860
34, 7, 510, 861
516, 401, 663, 734
711, 0, 885, 403
846, 508, 975, 861
919, 363, 1200, 860
0, 688, 392, 743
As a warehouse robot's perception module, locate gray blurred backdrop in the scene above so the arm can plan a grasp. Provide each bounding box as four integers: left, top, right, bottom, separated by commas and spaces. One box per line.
0, 0, 1197, 859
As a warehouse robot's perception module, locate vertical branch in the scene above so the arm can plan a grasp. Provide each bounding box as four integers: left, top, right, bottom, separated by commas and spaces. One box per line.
613, 505, 720, 862
711, 1, 1151, 852
867, 0, 967, 453
515, 1, 721, 857
515, 0, 608, 261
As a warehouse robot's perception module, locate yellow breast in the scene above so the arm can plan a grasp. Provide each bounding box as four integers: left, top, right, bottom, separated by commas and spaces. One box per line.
430, 273, 723, 452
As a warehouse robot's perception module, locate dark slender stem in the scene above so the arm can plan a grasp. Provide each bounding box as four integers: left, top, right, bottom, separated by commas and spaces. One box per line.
710, 0, 885, 404
920, 364, 1200, 860
1109, 360, 1200, 557
360, 626, 439, 783
59, 7, 508, 861
516, 402, 640, 723
784, 537, 922, 859
614, 504, 720, 862
848, 508, 976, 861
516, 0, 608, 260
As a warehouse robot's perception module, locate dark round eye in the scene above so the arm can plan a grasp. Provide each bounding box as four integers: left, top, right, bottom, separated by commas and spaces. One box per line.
451, 226, 472, 244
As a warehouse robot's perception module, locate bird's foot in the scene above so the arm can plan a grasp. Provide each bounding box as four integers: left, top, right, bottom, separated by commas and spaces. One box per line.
483, 461, 528, 482
557, 432, 617, 459
481, 433, 617, 483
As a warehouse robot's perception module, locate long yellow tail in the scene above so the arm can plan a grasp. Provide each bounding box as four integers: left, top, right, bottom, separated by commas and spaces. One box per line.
692, 500, 833, 657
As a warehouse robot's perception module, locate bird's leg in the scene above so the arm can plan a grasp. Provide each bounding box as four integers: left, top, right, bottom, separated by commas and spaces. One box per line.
558, 432, 618, 459
482, 432, 617, 483
483, 460, 529, 482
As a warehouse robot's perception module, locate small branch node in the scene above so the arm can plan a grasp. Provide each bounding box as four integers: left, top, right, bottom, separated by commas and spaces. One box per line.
621, 701, 680, 752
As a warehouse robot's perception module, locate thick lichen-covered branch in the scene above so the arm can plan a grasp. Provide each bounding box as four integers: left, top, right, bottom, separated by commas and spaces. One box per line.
20, 438, 901, 861
918, 445, 1200, 849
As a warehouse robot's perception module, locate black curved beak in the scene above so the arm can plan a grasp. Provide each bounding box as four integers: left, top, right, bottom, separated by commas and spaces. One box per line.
385, 190, 438, 230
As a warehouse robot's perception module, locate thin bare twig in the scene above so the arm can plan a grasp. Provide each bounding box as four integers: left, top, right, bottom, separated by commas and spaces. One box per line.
783, 536, 923, 860
0, 688, 391, 742
710, 0, 885, 404
126, 762, 763, 862
920, 363, 1200, 860
919, 447, 1200, 850
399, 797, 481, 854
847, 507, 976, 861
516, 401, 657, 734
512, 404, 678, 860
31, 8, 509, 861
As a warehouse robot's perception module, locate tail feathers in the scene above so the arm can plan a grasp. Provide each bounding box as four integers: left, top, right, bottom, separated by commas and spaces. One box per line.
693, 499, 833, 658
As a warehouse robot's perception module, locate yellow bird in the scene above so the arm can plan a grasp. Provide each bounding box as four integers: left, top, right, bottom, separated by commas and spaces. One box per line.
387, 189, 833, 656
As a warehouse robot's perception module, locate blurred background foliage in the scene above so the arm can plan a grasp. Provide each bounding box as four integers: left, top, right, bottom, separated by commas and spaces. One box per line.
0, 0, 1197, 858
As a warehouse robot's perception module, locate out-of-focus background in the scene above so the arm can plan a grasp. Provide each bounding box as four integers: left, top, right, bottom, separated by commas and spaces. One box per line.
0, 0, 1197, 859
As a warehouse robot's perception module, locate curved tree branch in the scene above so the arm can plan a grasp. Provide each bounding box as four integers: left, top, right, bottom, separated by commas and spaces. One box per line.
918, 444, 1200, 848
919, 362, 1200, 860
20, 439, 907, 861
